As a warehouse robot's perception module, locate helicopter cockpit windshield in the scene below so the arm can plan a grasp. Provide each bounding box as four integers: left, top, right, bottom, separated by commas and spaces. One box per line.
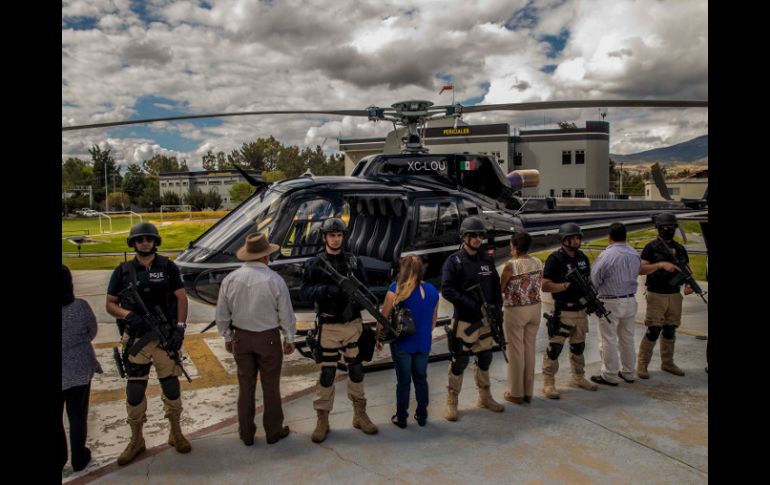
193, 188, 283, 257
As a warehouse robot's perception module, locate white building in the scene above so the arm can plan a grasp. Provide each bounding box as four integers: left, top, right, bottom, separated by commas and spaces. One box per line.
159, 169, 260, 210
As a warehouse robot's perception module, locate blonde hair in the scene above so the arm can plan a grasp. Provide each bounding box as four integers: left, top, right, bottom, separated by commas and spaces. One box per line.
394, 255, 425, 305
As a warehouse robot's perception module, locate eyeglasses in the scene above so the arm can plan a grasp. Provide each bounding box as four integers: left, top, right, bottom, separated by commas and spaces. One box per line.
465, 232, 485, 239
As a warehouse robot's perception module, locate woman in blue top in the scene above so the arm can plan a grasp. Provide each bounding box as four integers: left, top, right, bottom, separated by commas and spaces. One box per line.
380, 255, 439, 428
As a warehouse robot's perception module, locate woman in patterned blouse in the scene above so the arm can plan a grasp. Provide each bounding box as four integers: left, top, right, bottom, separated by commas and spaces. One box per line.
499, 232, 543, 404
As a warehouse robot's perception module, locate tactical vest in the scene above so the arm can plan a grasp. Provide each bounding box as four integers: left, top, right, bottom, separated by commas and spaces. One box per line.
550, 248, 591, 306
117, 255, 177, 335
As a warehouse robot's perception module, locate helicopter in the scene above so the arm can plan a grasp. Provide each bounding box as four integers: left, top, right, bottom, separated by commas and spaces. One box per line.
62, 98, 708, 309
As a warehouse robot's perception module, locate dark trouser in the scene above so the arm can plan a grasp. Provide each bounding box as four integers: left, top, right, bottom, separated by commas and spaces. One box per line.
391, 346, 429, 421
61, 382, 91, 471
232, 327, 285, 443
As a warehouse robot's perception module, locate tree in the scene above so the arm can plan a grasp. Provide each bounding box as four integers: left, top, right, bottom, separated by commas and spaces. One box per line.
216, 151, 230, 170
160, 191, 182, 206
137, 175, 161, 210
276, 145, 304, 178
229, 182, 257, 203
107, 192, 131, 211
90, 145, 118, 203
142, 155, 187, 176
206, 189, 223, 210
121, 164, 147, 202
183, 189, 208, 211
261, 170, 287, 183
201, 150, 217, 171
62, 157, 95, 189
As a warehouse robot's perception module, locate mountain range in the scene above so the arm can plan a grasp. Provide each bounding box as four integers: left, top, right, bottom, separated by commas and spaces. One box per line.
610, 134, 708, 164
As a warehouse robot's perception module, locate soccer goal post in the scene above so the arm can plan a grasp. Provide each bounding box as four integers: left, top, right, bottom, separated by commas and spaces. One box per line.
160, 205, 193, 221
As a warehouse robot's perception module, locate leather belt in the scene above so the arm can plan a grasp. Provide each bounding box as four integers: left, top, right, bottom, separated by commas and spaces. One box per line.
599, 294, 635, 299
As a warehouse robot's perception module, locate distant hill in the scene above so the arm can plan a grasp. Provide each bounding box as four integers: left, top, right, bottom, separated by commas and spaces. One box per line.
611, 135, 708, 163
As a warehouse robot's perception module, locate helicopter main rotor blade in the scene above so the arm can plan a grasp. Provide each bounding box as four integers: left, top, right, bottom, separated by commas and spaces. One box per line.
459, 99, 707, 113
62, 109, 370, 132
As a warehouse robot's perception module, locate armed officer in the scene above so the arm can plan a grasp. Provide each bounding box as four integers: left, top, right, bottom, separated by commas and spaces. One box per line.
637, 212, 691, 379
440, 216, 505, 422
300, 217, 378, 443
106, 222, 191, 466
540, 223, 599, 399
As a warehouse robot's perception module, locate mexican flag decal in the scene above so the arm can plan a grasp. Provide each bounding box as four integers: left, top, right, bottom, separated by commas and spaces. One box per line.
460, 160, 476, 171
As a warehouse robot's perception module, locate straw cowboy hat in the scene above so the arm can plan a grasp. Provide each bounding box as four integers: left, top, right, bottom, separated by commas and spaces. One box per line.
235, 233, 280, 261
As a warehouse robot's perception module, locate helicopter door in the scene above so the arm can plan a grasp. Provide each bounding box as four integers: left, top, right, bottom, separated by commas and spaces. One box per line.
280, 197, 349, 257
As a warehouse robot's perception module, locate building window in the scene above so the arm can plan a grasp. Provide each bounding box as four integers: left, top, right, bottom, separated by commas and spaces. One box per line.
575, 189, 585, 197
161, 182, 167, 187
513, 152, 523, 166
575, 150, 585, 164
549, 189, 555, 197
669, 187, 680, 195
562, 151, 571, 165
561, 189, 572, 197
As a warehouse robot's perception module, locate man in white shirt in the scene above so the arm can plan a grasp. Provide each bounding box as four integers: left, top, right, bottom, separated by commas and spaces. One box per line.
216, 233, 296, 446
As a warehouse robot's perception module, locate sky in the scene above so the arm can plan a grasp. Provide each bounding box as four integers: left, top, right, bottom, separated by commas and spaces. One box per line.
62, 0, 708, 170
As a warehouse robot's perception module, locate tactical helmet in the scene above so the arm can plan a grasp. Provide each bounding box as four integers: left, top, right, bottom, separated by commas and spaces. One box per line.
320, 217, 347, 234
654, 212, 678, 227
557, 222, 583, 241
459, 216, 487, 236
127, 222, 162, 247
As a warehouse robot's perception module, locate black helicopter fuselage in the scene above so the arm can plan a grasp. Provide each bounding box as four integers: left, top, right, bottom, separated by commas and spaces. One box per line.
175, 153, 703, 309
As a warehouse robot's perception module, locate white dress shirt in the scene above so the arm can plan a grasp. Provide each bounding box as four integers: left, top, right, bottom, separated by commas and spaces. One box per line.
215, 261, 296, 343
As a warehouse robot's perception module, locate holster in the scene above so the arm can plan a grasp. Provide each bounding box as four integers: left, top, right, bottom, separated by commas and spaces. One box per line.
445, 320, 463, 356
544, 311, 561, 338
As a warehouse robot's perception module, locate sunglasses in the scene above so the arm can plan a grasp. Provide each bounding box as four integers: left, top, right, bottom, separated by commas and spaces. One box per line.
465, 232, 485, 239
135, 236, 156, 243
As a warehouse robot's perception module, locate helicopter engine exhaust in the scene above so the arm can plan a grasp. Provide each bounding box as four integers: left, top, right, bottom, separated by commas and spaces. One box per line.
507, 169, 540, 191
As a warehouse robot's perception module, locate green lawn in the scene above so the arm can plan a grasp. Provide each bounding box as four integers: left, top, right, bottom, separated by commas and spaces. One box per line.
63, 254, 178, 271
62, 219, 216, 253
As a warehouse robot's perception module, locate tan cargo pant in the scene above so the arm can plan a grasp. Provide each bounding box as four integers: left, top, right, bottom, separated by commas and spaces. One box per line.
645, 291, 683, 327
447, 319, 495, 394
313, 318, 365, 412
121, 333, 180, 380
541, 310, 588, 377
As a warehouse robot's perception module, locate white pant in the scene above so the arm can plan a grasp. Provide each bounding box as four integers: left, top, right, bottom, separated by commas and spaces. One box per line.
593, 297, 638, 383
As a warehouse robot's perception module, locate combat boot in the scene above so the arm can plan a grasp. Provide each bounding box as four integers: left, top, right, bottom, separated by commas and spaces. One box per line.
445, 368, 463, 421
311, 410, 330, 443
474, 367, 504, 412
351, 399, 378, 434
542, 374, 560, 399
570, 374, 598, 391
163, 396, 192, 453
660, 337, 685, 376
117, 399, 147, 466
636, 336, 656, 379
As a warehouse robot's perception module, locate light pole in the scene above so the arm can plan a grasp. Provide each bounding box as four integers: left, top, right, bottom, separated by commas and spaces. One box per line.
104, 160, 109, 212
619, 162, 624, 195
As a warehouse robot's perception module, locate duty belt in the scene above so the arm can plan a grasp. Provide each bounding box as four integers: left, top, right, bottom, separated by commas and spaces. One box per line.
318, 315, 358, 324
599, 294, 635, 299
555, 301, 586, 311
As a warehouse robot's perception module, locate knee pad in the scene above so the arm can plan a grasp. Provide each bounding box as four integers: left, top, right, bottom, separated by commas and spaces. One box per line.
662, 325, 677, 339
320, 366, 336, 387
126, 361, 152, 379
126, 380, 148, 406
450, 354, 469, 375
348, 363, 364, 383
569, 342, 586, 356
646, 326, 662, 341
159, 376, 180, 400
475, 350, 493, 371
546, 343, 563, 361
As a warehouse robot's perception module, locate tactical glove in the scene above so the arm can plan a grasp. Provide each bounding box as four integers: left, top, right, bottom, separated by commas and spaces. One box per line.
124, 312, 146, 334
168, 326, 185, 351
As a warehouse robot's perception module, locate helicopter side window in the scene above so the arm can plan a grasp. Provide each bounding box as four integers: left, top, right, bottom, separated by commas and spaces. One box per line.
281, 198, 346, 257
436, 202, 459, 239
415, 203, 438, 246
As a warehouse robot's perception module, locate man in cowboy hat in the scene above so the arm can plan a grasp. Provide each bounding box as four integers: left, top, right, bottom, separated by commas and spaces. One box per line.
215, 232, 296, 446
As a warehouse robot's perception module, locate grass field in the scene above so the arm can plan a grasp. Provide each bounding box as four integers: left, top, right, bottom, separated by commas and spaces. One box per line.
63, 254, 178, 271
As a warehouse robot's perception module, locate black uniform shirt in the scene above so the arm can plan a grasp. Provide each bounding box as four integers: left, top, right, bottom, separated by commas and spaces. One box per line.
300, 251, 368, 321
107, 255, 184, 322
641, 238, 689, 294
543, 247, 591, 307
440, 247, 502, 323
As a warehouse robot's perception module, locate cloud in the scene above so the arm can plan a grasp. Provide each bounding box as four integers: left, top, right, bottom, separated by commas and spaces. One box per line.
61, 0, 707, 165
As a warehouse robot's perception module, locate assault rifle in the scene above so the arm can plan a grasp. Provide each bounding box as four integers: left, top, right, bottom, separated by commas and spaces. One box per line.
467, 284, 508, 363
656, 239, 708, 304
564, 267, 612, 323
119, 283, 192, 383
313, 254, 399, 343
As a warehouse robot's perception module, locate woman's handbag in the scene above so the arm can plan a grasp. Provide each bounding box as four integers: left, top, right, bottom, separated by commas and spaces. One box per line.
391, 302, 416, 340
